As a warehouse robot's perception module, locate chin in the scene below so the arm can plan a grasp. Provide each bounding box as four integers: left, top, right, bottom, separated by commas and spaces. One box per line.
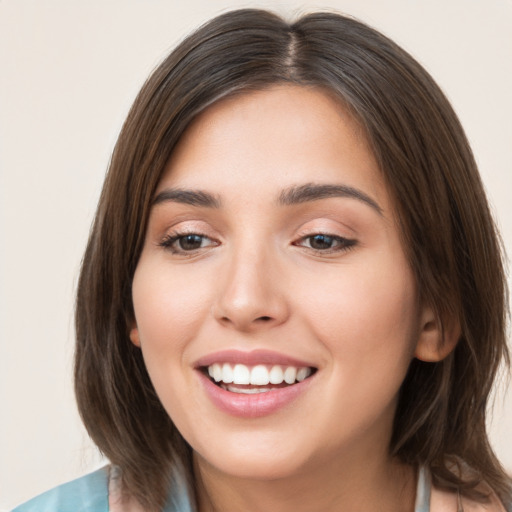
193, 434, 313, 481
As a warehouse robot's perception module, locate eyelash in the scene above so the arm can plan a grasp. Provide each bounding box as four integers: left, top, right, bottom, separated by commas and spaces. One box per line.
158, 231, 357, 256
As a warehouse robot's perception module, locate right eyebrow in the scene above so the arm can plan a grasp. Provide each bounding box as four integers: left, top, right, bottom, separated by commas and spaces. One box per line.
152, 188, 221, 208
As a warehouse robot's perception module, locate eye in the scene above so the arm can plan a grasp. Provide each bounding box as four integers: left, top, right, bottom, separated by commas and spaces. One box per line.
295, 233, 356, 253
159, 232, 217, 254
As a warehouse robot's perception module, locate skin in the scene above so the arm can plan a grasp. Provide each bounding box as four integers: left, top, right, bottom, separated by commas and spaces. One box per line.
130, 85, 445, 512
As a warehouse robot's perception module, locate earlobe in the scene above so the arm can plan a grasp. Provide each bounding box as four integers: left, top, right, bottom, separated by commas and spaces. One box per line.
129, 325, 141, 347
414, 306, 460, 362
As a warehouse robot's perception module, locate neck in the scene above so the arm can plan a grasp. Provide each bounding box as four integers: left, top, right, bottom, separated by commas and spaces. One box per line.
194, 451, 417, 512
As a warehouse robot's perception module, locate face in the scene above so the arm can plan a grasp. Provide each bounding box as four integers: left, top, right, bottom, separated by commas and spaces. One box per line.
130, 85, 428, 481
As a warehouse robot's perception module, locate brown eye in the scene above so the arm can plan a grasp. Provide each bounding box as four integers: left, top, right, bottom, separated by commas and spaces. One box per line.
308, 234, 336, 250
159, 232, 217, 254
294, 233, 357, 254
178, 234, 205, 251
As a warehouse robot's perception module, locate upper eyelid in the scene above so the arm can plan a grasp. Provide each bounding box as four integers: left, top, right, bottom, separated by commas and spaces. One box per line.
293, 214, 358, 235
156, 220, 218, 239
160, 230, 216, 243
158, 227, 355, 240
155, 217, 358, 243
294, 224, 356, 239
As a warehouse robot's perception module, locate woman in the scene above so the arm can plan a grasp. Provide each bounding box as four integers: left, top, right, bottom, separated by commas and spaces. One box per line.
13, 8, 511, 512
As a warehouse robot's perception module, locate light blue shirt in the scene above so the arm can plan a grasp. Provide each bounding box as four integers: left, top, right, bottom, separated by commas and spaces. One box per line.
11, 468, 109, 512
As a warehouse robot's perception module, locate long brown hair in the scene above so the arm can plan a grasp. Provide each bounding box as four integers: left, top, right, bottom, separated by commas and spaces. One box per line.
75, 9, 511, 510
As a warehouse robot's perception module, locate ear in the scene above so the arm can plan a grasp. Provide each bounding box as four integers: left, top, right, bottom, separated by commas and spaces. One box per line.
129, 324, 141, 347
414, 305, 460, 362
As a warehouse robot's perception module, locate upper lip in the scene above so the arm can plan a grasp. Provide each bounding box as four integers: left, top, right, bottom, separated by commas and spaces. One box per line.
194, 349, 316, 369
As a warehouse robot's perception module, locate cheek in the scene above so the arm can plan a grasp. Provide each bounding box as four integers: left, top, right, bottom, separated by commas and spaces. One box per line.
131, 260, 210, 350
130, 260, 211, 421
299, 257, 419, 430
297, 255, 419, 366
130, 259, 215, 418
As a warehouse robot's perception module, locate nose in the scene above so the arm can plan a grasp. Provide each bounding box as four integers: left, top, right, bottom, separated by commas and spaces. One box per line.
212, 246, 290, 332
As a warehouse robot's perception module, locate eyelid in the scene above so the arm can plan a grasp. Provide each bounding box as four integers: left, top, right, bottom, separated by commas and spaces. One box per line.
293, 218, 355, 240
155, 218, 217, 241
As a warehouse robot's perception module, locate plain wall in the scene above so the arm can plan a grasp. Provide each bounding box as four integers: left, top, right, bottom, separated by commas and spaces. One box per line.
1, 0, 511, 509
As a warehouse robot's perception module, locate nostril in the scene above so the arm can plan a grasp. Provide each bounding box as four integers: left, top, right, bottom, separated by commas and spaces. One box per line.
257, 316, 272, 322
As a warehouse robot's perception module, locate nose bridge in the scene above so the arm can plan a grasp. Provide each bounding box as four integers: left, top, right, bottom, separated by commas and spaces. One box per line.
213, 234, 288, 330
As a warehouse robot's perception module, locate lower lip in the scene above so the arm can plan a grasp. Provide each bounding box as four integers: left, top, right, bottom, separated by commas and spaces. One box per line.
198, 372, 313, 418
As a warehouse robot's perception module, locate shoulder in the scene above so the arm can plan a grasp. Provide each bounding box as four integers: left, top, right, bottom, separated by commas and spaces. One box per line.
430, 484, 509, 512
11, 467, 109, 512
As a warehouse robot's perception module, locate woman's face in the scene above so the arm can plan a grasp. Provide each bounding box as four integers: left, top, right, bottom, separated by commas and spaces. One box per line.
131, 85, 428, 480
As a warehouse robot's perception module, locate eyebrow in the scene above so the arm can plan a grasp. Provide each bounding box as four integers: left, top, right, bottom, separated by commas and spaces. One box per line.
278, 183, 383, 215
152, 183, 382, 215
153, 188, 221, 208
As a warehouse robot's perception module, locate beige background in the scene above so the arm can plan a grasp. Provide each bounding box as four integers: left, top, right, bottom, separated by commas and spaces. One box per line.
1, 0, 511, 509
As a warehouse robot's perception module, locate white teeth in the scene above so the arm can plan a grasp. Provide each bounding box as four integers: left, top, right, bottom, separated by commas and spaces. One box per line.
211, 363, 222, 382
221, 363, 234, 383
250, 365, 270, 385
284, 366, 297, 384
222, 385, 272, 394
206, 363, 313, 386
269, 365, 284, 384
296, 367, 312, 382
233, 364, 250, 385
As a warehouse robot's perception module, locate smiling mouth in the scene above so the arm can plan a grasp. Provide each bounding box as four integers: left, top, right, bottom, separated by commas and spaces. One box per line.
203, 363, 317, 394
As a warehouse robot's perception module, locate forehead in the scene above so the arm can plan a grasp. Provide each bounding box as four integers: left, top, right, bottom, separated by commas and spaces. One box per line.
159, 85, 390, 214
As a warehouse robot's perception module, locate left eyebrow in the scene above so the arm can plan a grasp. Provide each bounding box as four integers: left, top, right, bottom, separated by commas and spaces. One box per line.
278, 183, 383, 216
